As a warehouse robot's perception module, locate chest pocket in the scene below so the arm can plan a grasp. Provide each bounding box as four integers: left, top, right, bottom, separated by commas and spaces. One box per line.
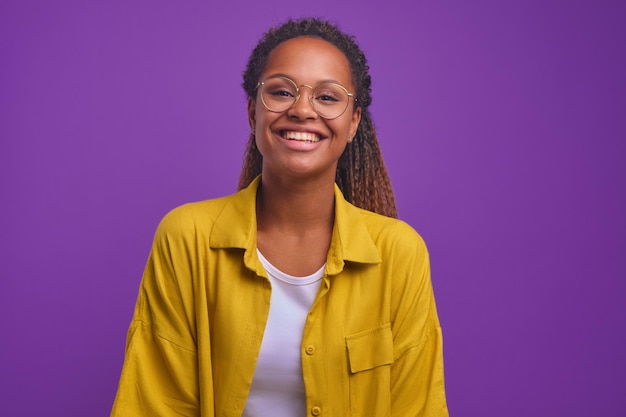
345, 323, 394, 373
345, 323, 393, 415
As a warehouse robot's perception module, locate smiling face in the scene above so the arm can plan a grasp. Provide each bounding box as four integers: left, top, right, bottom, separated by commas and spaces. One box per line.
248, 36, 361, 182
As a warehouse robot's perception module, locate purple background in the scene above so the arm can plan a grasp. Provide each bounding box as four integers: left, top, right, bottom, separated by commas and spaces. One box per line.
1, 1, 624, 416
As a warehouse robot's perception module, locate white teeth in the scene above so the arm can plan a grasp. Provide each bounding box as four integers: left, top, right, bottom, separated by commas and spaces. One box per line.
282, 131, 320, 142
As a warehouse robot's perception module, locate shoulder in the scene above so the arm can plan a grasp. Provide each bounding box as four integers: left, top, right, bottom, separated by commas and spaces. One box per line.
357, 208, 429, 259
356, 207, 426, 247
334, 191, 429, 265
154, 194, 234, 240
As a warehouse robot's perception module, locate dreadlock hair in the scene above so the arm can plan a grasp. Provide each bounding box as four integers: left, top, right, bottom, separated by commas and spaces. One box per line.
239, 17, 398, 218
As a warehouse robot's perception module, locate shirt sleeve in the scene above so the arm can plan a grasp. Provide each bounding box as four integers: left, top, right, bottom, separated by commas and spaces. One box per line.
390, 229, 449, 417
110, 212, 202, 417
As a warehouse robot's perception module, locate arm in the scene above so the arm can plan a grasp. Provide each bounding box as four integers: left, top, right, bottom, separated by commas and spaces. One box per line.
111, 211, 202, 417
390, 231, 448, 417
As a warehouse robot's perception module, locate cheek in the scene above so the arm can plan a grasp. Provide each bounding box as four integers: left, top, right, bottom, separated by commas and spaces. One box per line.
254, 102, 264, 126
253, 115, 271, 157
332, 117, 355, 137
254, 104, 277, 130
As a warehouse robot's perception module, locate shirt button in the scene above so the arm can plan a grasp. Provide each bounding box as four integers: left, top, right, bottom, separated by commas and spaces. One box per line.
311, 406, 321, 416
305, 345, 315, 355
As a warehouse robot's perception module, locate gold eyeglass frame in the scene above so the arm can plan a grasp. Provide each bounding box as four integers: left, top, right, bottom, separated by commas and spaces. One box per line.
256, 75, 357, 120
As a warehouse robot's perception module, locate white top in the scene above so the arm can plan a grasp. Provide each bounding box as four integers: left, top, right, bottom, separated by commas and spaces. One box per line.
242, 250, 324, 417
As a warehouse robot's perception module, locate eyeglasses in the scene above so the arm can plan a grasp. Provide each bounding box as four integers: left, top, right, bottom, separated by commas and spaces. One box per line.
256, 76, 357, 120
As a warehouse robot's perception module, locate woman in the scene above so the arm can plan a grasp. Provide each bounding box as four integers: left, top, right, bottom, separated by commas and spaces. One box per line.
111, 18, 448, 417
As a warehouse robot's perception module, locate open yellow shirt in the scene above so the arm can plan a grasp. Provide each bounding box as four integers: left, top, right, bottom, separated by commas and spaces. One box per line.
111, 177, 448, 416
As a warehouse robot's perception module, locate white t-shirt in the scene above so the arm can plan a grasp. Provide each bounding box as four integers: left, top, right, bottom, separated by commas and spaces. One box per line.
242, 250, 324, 417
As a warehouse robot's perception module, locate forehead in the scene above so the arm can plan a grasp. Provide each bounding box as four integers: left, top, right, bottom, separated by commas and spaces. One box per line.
262, 36, 353, 87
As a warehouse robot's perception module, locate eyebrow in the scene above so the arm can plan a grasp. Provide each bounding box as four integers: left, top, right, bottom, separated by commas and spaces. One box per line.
263, 73, 346, 86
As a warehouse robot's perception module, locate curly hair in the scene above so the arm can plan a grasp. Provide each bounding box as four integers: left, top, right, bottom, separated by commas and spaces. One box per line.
238, 17, 397, 218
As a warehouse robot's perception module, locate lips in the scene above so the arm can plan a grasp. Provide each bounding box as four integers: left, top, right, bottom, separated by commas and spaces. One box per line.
280, 130, 321, 143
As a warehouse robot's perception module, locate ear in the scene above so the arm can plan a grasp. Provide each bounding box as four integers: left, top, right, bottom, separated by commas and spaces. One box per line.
348, 107, 362, 142
247, 97, 256, 130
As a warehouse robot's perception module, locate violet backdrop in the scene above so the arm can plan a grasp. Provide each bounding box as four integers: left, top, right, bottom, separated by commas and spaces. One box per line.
1, 1, 624, 416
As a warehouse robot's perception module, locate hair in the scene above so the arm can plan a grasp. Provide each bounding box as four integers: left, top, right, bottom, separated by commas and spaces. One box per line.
239, 17, 398, 218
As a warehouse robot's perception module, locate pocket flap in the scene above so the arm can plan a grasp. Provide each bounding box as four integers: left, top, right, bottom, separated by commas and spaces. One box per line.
345, 323, 394, 373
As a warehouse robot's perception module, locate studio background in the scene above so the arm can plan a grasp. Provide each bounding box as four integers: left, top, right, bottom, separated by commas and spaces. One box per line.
1, 1, 624, 416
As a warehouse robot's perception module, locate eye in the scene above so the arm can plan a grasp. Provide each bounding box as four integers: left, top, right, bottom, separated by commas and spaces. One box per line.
269, 88, 295, 98
314, 84, 345, 104
316, 93, 339, 102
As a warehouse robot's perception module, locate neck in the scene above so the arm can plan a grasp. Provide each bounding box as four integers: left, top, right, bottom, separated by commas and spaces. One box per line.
256, 171, 336, 235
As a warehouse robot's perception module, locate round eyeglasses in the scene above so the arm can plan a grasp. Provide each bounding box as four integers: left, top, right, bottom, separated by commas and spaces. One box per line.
256, 76, 357, 120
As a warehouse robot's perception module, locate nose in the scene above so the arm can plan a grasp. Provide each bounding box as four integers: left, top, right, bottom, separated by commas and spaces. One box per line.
287, 85, 318, 119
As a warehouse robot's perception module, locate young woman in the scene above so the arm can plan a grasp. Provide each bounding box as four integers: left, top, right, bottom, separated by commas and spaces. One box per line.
111, 18, 448, 417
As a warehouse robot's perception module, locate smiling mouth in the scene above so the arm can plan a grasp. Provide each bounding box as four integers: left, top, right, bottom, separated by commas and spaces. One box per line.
280, 130, 321, 143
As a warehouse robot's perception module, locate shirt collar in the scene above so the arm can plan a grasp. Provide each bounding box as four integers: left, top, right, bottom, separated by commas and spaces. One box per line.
209, 176, 382, 275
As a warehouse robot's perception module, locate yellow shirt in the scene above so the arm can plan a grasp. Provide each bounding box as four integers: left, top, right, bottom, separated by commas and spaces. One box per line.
111, 177, 448, 417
